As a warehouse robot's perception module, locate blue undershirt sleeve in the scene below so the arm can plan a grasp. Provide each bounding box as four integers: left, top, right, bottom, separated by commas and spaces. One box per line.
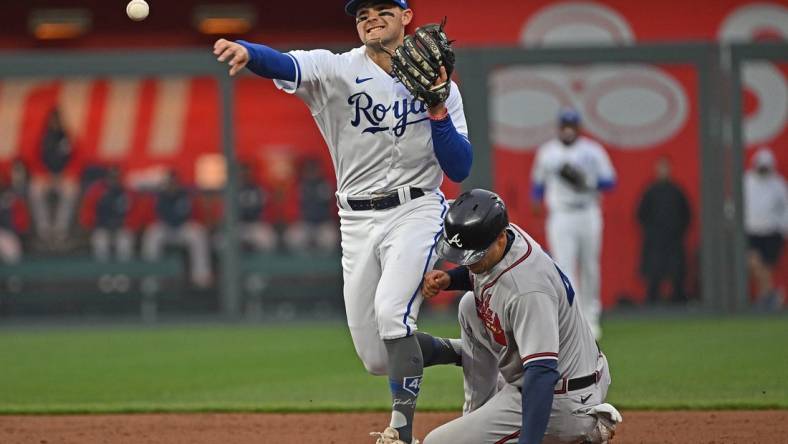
519, 359, 560, 444
531, 183, 545, 202
236, 40, 296, 81
445, 266, 472, 291
597, 178, 616, 192
430, 114, 472, 183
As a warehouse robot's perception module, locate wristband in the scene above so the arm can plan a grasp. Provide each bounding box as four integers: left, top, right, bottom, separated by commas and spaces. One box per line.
429, 108, 449, 121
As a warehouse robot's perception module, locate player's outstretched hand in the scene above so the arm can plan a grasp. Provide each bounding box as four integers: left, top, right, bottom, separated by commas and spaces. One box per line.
213, 38, 249, 76
422, 270, 451, 299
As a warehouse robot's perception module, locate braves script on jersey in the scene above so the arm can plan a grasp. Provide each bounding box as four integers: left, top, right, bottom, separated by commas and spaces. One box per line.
274, 46, 468, 196
470, 224, 599, 386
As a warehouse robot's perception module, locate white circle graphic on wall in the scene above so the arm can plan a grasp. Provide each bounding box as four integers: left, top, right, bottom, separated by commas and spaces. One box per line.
580, 66, 689, 148
490, 65, 689, 150
719, 4, 788, 146
493, 2, 689, 151
520, 2, 634, 47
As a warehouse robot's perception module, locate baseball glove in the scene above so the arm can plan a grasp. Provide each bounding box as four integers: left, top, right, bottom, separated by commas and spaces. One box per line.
385, 20, 455, 108
558, 164, 587, 190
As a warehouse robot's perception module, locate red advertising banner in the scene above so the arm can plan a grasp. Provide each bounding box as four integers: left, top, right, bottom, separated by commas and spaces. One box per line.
0, 0, 784, 305
410, 0, 788, 305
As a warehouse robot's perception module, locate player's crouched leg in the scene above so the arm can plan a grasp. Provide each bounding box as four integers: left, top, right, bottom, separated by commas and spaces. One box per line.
424, 385, 523, 444
349, 322, 389, 376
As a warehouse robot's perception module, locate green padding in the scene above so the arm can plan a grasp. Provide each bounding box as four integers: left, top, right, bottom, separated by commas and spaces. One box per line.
0, 257, 183, 279
241, 253, 341, 276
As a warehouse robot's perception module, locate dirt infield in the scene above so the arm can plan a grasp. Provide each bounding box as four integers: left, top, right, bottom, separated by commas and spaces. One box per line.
1, 411, 786, 443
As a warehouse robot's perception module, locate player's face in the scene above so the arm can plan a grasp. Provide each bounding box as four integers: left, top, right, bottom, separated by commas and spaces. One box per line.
468, 231, 508, 274
355, 2, 412, 48
559, 124, 579, 146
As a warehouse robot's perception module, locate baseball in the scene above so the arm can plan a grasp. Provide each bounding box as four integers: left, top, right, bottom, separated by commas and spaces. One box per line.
126, 0, 149, 21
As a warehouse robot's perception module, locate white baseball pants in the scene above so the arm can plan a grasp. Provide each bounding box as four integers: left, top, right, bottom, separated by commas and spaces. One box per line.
338, 191, 447, 376
546, 206, 603, 337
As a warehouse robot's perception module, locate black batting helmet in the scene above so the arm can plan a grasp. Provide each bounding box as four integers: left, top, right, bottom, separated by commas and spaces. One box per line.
436, 189, 509, 265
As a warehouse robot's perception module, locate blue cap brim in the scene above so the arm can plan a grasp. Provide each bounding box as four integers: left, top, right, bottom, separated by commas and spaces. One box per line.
345, 0, 408, 16
558, 108, 581, 125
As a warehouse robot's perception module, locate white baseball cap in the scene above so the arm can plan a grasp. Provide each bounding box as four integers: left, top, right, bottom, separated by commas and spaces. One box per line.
753, 147, 776, 169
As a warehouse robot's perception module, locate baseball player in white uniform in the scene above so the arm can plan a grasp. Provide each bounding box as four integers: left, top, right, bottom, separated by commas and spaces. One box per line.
422, 189, 622, 444
530, 109, 616, 339
213, 1, 472, 443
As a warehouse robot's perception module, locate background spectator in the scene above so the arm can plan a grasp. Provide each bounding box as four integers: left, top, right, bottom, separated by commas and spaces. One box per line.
0, 174, 29, 264
10, 159, 30, 197
29, 108, 80, 246
222, 163, 277, 252
637, 156, 691, 305
80, 166, 137, 262
284, 158, 338, 254
744, 147, 788, 311
141, 170, 213, 288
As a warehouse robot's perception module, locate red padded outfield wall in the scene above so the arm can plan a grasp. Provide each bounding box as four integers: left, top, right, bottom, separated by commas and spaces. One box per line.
408, 0, 788, 304
0, 0, 785, 305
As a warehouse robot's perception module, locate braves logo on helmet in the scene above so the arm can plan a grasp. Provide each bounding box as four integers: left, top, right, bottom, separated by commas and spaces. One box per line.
447, 232, 463, 248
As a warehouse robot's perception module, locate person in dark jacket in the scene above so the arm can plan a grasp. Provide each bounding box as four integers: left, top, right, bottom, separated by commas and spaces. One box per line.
637, 156, 691, 304
80, 166, 136, 262
29, 108, 79, 243
0, 174, 29, 264
238, 163, 277, 251
141, 169, 212, 287
284, 158, 338, 254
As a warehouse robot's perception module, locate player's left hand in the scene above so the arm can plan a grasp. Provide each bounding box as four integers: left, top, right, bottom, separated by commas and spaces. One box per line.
427, 67, 449, 116
386, 20, 455, 109
422, 270, 451, 299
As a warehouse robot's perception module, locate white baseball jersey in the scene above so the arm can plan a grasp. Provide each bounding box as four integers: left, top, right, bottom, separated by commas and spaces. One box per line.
744, 170, 788, 235
271, 45, 465, 375
531, 136, 616, 212
274, 46, 469, 197
470, 224, 599, 386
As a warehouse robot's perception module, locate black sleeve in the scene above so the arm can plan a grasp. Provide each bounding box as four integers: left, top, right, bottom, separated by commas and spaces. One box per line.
637, 187, 652, 226
678, 187, 691, 233
446, 266, 472, 291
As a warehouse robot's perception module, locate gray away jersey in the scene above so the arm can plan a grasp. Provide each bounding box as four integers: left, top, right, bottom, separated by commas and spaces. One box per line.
274, 46, 469, 196
470, 224, 599, 386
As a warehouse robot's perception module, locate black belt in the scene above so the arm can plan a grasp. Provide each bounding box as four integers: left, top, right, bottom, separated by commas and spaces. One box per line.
561, 202, 590, 211
518, 370, 600, 395
566, 372, 599, 392
346, 188, 425, 211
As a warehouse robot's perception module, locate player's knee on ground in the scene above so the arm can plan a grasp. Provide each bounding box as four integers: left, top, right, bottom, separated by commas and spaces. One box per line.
422, 425, 452, 444
422, 414, 484, 444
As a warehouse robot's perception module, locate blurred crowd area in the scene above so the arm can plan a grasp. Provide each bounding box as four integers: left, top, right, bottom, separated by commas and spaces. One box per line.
1, 0, 787, 318
0, 106, 339, 292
